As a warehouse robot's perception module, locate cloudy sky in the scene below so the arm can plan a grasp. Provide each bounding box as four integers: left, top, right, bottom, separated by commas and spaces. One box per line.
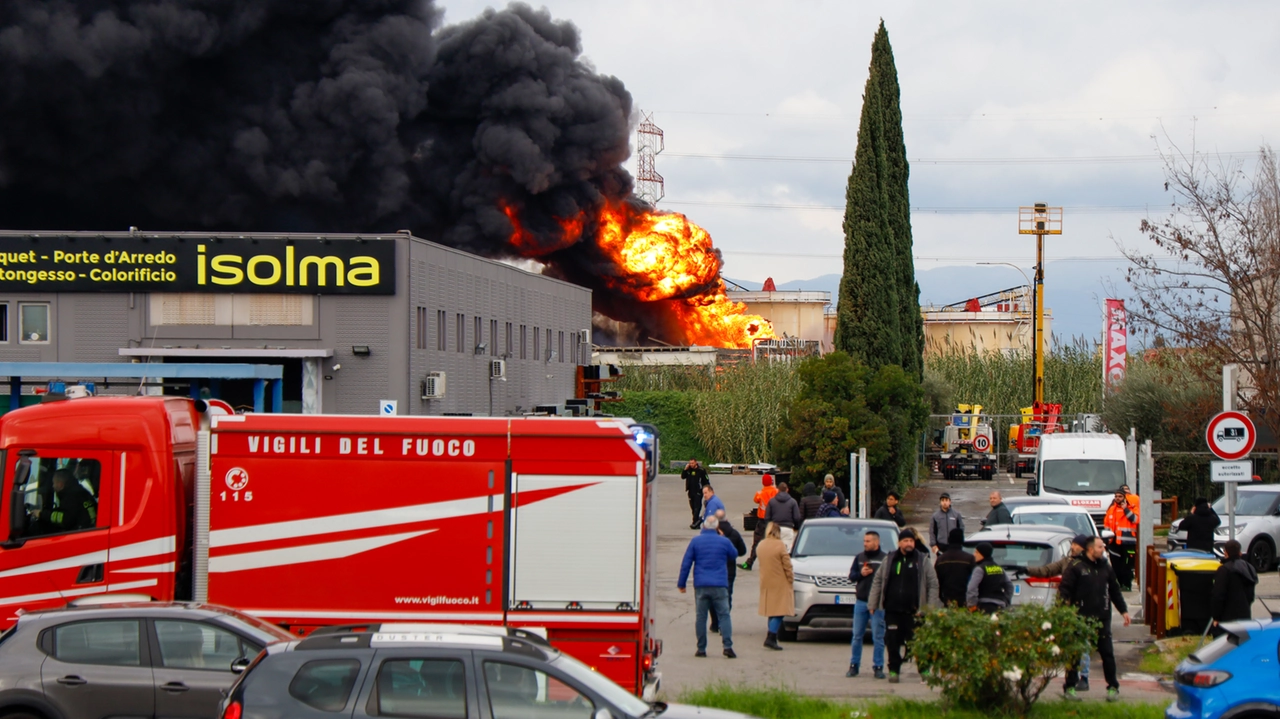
445, 0, 1277, 313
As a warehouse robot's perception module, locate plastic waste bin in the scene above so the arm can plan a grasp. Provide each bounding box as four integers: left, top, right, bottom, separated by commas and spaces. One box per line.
1167, 557, 1220, 635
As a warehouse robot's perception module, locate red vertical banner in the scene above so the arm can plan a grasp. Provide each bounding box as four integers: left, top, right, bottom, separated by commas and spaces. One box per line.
1104, 299, 1127, 389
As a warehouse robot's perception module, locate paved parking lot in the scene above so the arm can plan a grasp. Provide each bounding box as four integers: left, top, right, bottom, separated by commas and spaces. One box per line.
650, 471, 1278, 702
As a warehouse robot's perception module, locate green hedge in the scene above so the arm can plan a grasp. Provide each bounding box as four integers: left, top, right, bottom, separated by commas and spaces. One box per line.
610, 391, 709, 468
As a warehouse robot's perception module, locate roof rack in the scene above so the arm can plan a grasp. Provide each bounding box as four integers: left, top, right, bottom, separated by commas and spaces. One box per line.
307, 623, 553, 649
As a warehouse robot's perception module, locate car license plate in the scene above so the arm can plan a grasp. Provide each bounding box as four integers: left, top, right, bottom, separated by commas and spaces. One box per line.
832, 594, 857, 605
1013, 584, 1022, 595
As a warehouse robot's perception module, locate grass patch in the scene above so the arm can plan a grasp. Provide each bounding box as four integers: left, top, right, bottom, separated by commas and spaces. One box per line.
677, 685, 1167, 719
1139, 635, 1201, 675
1154, 527, 1169, 537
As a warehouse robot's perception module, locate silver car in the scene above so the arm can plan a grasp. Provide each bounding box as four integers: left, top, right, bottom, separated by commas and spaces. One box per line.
964, 525, 1076, 607
0, 602, 293, 719
1168, 486, 1280, 570
781, 517, 898, 641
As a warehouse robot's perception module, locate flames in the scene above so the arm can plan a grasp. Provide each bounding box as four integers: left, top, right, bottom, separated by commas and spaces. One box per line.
503, 200, 774, 348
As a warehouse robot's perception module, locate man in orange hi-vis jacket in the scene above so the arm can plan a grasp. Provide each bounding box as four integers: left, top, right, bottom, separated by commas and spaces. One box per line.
1104, 489, 1140, 591
741, 474, 778, 570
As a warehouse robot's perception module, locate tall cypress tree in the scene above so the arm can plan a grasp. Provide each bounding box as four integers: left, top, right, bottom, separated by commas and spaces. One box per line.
871, 22, 923, 379
834, 23, 903, 369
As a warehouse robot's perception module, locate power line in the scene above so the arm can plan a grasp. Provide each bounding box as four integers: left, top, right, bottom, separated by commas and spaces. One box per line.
664, 200, 1153, 214
662, 151, 1257, 166
719, 250, 1132, 262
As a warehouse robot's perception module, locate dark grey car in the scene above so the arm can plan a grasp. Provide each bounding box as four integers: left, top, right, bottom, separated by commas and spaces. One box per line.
224, 623, 758, 719
0, 602, 293, 719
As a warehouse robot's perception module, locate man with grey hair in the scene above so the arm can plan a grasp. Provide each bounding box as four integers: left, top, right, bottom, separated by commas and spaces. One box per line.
677, 514, 741, 658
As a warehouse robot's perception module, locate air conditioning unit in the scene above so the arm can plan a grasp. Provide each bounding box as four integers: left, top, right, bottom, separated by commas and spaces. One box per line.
490, 359, 506, 379
421, 372, 446, 399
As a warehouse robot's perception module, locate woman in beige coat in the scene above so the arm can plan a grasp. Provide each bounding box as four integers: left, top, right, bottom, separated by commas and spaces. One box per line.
757, 522, 795, 650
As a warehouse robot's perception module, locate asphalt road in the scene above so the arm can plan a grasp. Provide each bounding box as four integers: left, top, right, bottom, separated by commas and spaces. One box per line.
649, 470, 1278, 703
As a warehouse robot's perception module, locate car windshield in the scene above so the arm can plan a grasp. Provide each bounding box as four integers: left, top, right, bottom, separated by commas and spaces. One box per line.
1211, 491, 1279, 517
548, 651, 651, 716
793, 524, 898, 558
1040, 459, 1126, 495
208, 611, 295, 644
1013, 511, 1095, 537
967, 541, 1055, 569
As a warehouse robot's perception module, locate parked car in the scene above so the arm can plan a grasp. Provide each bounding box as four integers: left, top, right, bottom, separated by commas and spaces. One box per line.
781, 517, 899, 642
1001, 495, 1070, 510
0, 601, 293, 719
1166, 619, 1280, 719
963, 525, 1076, 607
1010, 504, 1111, 540
1167, 485, 1280, 571
222, 623, 760, 719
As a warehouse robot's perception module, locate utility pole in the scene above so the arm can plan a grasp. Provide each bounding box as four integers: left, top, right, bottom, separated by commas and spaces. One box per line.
1018, 204, 1062, 407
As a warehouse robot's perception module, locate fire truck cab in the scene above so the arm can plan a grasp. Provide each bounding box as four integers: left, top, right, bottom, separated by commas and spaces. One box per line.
0, 396, 662, 697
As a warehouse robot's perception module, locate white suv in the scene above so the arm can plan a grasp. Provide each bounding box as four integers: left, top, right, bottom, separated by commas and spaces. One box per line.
1168, 485, 1280, 571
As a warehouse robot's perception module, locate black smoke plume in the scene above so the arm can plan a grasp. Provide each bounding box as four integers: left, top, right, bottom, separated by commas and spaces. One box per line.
0, 1, 672, 338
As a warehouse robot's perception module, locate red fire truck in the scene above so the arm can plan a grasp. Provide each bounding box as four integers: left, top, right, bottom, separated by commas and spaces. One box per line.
0, 396, 662, 697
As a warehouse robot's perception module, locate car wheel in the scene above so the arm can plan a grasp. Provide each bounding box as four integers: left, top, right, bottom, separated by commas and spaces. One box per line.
1247, 538, 1275, 572
777, 623, 798, 642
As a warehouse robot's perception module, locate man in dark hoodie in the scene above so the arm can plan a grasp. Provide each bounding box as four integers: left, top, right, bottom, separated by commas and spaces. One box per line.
874, 491, 906, 527
710, 510, 748, 634
846, 530, 887, 678
682, 459, 710, 529
867, 528, 940, 683
1059, 536, 1130, 703
1181, 498, 1221, 553
934, 528, 975, 607
763, 481, 801, 549
1210, 539, 1258, 632
799, 482, 824, 524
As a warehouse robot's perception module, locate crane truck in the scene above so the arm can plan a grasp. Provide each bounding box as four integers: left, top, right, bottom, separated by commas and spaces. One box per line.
938, 404, 997, 480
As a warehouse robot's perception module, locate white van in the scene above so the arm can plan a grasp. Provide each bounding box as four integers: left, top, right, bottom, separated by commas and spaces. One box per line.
1026, 432, 1129, 528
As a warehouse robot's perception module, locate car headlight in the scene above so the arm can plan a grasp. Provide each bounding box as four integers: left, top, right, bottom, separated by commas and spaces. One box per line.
1216, 523, 1248, 535
793, 573, 819, 584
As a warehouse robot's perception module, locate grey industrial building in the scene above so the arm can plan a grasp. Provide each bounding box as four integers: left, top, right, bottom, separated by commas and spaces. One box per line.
0, 230, 592, 416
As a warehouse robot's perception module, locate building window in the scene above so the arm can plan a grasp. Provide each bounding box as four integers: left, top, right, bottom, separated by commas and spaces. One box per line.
545, 329, 552, 361
456, 313, 465, 353
533, 327, 540, 362
572, 332, 580, 365
474, 316, 483, 354
416, 308, 428, 350
519, 325, 527, 360
19, 303, 49, 343
505, 322, 513, 357
0, 303, 8, 342
558, 331, 565, 363
437, 310, 447, 352
490, 320, 499, 356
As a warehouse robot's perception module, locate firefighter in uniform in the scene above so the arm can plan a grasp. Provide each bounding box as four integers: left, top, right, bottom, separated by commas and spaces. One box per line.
40, 469, 97, 533
1104, 489, 1139, 590
965, 542, 1012, 614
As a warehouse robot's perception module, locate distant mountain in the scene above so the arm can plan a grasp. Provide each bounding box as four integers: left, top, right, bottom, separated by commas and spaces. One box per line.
729, 262, 1126, 344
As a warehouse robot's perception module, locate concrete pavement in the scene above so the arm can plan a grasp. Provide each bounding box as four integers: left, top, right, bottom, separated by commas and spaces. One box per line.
650, 470, 1279, 703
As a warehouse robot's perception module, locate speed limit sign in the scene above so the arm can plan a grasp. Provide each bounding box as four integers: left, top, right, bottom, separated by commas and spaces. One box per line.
973, 435, 991, 452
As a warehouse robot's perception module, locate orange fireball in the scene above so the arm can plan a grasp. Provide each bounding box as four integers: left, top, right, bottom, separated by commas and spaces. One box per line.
503, 199, 774, 349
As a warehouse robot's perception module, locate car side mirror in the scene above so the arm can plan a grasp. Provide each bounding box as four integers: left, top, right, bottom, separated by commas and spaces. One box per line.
1101, 529, 1115, 541
1025, 479, 1038, 496
230, 657, 252, 674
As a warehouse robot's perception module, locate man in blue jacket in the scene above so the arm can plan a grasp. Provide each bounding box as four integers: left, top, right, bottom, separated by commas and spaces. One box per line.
678, 515, 741, 658
701, 485, 726, 523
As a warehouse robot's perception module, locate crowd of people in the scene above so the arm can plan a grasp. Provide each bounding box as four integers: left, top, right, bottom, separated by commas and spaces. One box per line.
675, 460, 1267, 701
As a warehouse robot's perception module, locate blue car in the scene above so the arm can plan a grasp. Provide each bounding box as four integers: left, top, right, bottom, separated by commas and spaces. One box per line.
1167, 620, 1280, 719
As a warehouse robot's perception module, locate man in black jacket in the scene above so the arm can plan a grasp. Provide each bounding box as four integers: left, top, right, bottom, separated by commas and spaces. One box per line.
1181, 498, 1221, 553
874, 492, 906, 527
764, 481, 801, 549
1210, 539, 1258, 633
985, 491, 1013, 527
709, 510, 748, 633
966, 542, 1013, 613
682, 459, 709, 529
1059, 536, 1131, 703
846, 530, 887, 678
934, 528, 974, 607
